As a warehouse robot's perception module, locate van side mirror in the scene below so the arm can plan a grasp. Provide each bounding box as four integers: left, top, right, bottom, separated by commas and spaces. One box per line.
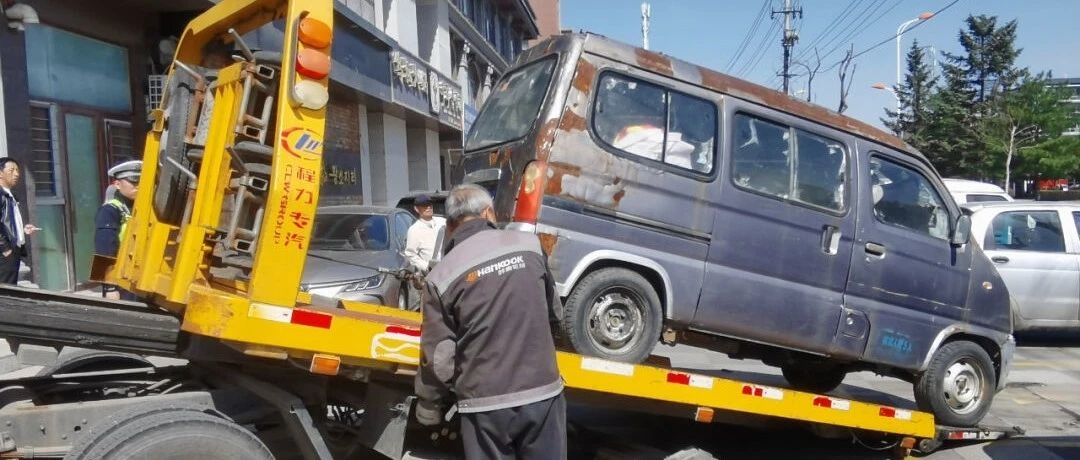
951, 215, 971, 246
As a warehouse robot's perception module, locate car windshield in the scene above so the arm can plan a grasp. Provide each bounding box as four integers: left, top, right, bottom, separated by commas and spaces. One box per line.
310, 213, 390, 251
465, 56, 557, 151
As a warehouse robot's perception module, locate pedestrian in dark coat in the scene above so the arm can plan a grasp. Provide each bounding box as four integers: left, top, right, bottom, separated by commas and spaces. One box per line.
414, 183, 566, 460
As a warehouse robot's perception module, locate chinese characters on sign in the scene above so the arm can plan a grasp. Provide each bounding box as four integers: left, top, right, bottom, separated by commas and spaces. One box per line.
390, 51, 463, 128
324, 164, 358, 185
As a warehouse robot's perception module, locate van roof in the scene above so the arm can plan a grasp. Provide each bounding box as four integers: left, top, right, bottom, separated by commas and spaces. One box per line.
942, 178, 1007, 193
531, 32, 924, 162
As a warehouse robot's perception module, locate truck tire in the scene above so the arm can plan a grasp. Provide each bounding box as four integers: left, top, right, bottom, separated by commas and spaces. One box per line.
153, 68, 198, 226
561, 268, 662, 363
66, 406, 272, 460
914, 341, 995, 427
781, 363, 847, 394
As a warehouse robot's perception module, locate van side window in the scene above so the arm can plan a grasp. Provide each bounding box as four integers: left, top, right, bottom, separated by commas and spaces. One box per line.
985, 211, 1065, 252
795, 129, 846, 209
731, 113, 846, 211
870, 157, 950, 240
592, 72, 716, 173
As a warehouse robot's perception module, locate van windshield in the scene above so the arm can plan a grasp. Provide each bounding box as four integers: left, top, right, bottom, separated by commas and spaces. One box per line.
465, 57, 557, 151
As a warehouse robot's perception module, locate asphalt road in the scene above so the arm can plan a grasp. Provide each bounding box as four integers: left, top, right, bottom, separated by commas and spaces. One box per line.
562, 335, 1080, 460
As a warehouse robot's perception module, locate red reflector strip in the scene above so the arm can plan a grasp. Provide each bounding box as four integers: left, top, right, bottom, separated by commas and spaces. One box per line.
291, 309, 333, 328
667, 372, 691, 385
812, 396, 850, 411
878, 406, 912, 420
386, 325, 421, 337
740, 384, 784, 400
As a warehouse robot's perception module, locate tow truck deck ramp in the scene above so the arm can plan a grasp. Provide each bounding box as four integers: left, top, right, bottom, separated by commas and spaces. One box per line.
0, 285, 1018, 458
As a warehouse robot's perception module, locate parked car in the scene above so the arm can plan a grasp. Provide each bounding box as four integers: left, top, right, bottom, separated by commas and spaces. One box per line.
300, 206, 417, 309
395, 191, 449, 218
943, 178, 1013, 204
966, 202, 1080, 333
458, 32, 1014, 426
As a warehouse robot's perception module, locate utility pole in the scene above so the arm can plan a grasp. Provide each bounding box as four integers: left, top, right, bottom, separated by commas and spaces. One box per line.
772, 0, 802, 94
641, 1, 651, 50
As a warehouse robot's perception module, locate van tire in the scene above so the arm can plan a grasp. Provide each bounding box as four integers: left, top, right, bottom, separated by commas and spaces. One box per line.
562, 268, 662, 363
914, 341, 995, 427
781, 363, 846, 394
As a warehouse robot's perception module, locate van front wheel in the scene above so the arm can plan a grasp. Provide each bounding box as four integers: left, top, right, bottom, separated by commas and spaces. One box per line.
914, 341, 996, 427
562, 268, 662, 363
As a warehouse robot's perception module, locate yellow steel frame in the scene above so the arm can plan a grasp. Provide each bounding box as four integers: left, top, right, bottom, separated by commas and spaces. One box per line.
105, 0, 333, 312
184, 285, 937, 439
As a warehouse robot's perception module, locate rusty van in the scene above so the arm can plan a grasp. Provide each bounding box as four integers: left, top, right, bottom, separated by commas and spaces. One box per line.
458, 32, 1014, 427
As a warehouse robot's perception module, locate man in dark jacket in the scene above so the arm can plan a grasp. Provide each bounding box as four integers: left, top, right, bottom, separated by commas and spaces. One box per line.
415, 183, 565, 459
0, 158, 38, 284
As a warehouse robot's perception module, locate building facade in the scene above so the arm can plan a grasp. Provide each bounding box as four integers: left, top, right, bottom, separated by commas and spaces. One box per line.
1048, 77, 1080, 136
0, 0, 537, 291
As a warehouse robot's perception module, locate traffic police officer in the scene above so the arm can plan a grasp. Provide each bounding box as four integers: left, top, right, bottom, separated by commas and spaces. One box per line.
95, 160, 141, 300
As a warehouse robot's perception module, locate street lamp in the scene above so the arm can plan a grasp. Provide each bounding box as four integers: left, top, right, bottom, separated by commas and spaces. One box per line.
872, 82, 901, 136
872, 82, 898, 104
894, 12, 934, 109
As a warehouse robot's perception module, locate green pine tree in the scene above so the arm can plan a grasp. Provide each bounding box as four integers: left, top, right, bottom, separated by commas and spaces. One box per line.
882, 40, 937, 145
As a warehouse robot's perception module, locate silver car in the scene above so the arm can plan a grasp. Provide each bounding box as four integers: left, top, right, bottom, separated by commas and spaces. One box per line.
967, 202, 1080, 332
300, 205, 417, 309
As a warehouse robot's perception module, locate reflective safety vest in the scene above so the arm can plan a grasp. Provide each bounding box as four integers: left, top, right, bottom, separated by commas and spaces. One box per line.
105, 198, 132, 240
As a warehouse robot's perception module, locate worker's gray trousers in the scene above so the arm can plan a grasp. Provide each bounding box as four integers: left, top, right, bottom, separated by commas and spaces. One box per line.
459, 392, 566, 460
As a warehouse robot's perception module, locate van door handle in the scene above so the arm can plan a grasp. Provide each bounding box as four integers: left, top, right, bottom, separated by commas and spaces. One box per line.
991, 256, 1010, 264
864, 242, 886, 257
821, 225, 841, 255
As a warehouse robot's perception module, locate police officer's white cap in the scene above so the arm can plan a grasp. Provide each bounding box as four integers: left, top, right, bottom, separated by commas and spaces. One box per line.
108, 160, 142, 182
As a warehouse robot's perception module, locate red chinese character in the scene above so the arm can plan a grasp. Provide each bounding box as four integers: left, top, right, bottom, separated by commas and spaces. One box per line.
296, 167, 317, 183
290, 211, 311, 229
284, 232, 306, 249
294, 188, 314, 204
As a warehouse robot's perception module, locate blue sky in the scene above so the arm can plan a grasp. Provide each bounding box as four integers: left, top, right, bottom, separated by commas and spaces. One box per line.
560, 0, 1080, 129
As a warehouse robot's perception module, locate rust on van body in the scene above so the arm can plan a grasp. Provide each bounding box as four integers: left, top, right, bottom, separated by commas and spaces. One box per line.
699, 68, 909, 152
634, 48, 674, 76
572, 58, 596, 93
535, 118, 560, 160
572, 33, 915, 157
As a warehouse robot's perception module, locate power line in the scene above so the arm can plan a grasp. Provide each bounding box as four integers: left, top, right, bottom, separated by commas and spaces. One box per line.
818, 0, 903, 63
735, 18, 781, 78
792, 0, 862, 64
821, 0, 961, 74
726, 0, 771, 72
815, 0, 889, 64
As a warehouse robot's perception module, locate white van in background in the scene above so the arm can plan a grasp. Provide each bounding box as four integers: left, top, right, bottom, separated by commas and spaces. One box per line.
943, 178, 1014, 205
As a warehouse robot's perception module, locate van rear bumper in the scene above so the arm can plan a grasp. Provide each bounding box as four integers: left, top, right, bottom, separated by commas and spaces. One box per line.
997, 334, 1016, 392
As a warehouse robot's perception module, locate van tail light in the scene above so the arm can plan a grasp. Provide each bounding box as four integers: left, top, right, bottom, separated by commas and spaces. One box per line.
289, 15, 332, 109
513, 160, 547, 224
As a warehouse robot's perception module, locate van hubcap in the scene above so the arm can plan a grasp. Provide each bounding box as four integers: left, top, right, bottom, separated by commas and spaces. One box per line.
943, 360, 983, 414
587, 291, 643, 353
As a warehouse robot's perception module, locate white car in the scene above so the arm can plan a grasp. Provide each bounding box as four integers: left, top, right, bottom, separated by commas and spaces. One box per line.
943, 178, 1013, 205
967, 202, 1080, 332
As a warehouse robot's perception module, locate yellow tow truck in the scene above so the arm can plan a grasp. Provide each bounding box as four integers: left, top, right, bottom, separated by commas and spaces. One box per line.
0, 0, 1018, 458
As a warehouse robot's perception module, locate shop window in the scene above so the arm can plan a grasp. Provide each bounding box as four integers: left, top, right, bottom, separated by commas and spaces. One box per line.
28, 103, 60, 199
105, 120, 136, 169
25, 25, 132, 112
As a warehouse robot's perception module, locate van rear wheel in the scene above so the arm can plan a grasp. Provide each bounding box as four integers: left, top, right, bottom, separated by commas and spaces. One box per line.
561, 268, 662, 363
914, 340, 995, 427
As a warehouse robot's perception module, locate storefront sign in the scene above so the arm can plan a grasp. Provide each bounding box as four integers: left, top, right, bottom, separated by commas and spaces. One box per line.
391, 51, 463, 130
